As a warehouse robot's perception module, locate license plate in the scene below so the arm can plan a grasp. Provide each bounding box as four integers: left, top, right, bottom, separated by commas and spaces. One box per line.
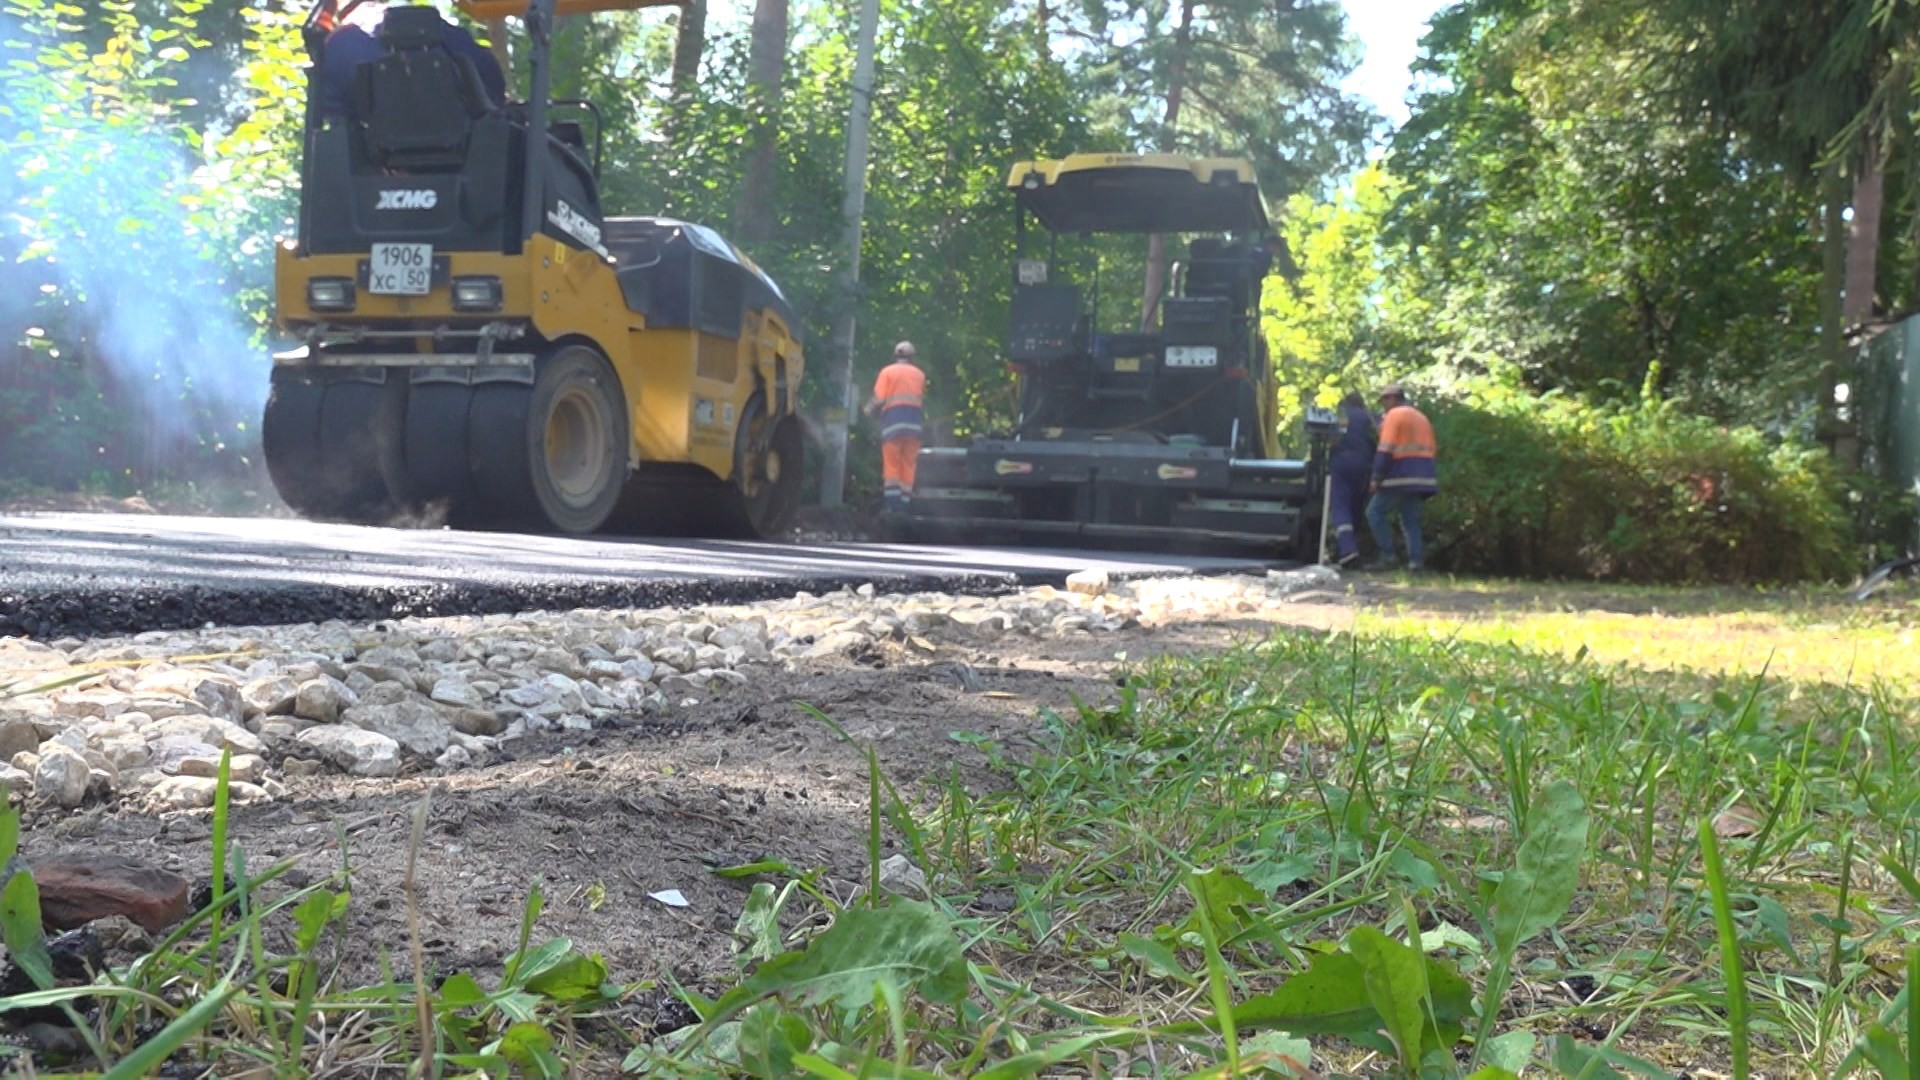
369, 243, 432, 296
1166, 345, 1218, 368
1114, 356, 1141, 373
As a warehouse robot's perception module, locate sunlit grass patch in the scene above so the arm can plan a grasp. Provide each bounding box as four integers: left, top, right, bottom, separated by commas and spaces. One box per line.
1353, 578, 1920, 690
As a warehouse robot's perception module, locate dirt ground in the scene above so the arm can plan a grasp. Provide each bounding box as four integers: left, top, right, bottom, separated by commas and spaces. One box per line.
14, 569, 1890, 1056
17, 613, 1273, 1036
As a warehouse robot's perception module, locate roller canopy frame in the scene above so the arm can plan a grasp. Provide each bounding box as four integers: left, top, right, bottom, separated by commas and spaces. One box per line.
1006, 153, 1270, 236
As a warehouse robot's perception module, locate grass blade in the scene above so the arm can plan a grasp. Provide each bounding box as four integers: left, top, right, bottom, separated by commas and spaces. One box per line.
1699, 816, 1750, 1080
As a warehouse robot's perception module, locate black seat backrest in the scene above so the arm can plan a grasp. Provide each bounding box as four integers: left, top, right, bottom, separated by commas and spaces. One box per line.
1185, 236, 1254, 308
352, 5, 490, 172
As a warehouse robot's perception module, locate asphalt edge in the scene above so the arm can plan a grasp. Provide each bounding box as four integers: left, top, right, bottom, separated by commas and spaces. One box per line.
0, 560, 1283, 642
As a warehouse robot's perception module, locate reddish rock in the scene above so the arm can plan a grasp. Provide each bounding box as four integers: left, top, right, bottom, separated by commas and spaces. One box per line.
27, 855, 191, 933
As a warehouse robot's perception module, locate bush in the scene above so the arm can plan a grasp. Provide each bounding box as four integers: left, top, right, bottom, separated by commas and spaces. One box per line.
1415, 376, 1854, 584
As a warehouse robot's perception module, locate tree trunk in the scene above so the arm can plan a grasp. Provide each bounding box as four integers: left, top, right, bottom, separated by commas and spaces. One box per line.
670, 0, 706, 101
1138, 0, 1195, 332
734, 0, 789, 246
1818, 162, 1848, 455
1844, 135, 1884, 329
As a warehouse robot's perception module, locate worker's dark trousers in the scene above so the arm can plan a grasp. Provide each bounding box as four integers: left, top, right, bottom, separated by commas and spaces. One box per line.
1367, 489, 1428, 568
1328, 461, 1370, 561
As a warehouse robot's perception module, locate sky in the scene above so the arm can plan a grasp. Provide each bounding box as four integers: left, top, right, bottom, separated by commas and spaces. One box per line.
1340, 0, 1449, 127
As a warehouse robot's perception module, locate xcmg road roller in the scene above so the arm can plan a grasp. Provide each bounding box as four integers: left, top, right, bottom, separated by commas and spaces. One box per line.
266, 0, 807, 537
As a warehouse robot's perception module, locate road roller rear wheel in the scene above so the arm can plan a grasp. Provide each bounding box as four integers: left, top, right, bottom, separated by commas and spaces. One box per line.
524, 345, 629, 534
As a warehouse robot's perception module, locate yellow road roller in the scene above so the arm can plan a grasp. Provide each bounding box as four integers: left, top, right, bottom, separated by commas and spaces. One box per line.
267, 0, 807, 537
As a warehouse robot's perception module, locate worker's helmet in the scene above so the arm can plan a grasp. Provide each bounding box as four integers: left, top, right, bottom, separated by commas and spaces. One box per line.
893, 341, 917, 361
1377, 382, 1406, 400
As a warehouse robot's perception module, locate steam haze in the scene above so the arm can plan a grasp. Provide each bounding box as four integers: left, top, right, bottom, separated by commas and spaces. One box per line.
0, 11, 287, 489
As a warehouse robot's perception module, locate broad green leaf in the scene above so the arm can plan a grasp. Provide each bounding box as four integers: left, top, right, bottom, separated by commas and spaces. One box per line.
1465, 1069, 1521, 1080
1241, 1032, 1314, 1074
524, 950, 612, 1002
1348, 925, 1431, 1068
0, 871, 51, 991
498, 1021, 562, 1078
739, 1001, 812, 1077
722, 900, 968, 1016
1482, 1029, 1537, 1071
1421, 920, 1485, 955
734, 881, 785, 964
1118, 932, 1196, 985
1389, 847, 1442, 892
290, 888, 348, 954
1493, 780, 1589, 955
437, 973, 487, 1010
1227, 950, 1378, 1039
1186, 865, 1265, 942
0, 805, 17, 866
502, 938, 574, 987
1244, 855, 1316, 893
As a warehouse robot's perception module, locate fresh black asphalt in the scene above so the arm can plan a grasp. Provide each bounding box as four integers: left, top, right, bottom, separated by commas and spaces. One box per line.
0, 513, 1277, 639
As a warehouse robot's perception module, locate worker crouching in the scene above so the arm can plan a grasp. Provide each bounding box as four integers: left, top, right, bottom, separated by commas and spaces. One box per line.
865, 341, 927, 513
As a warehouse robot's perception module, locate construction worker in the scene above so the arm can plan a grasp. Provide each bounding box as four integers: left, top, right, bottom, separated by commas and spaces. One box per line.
1327, 390, 1377, 567
1365, 382, 1439, 572
864, 341, 927, 513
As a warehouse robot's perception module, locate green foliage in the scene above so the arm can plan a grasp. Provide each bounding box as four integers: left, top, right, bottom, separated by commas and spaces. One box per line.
1262, 162, 1411, 434
1418, 373, 1854, 583
1378, 0, 1830, 422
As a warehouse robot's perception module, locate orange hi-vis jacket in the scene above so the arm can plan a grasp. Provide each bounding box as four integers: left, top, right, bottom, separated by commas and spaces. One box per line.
1372, 404, 1438, 495
872, 361, 926, 441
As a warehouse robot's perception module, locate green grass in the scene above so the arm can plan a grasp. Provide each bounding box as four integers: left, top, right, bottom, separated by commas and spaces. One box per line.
633, 620, 1920, 1076
10, 594, 1920, 1077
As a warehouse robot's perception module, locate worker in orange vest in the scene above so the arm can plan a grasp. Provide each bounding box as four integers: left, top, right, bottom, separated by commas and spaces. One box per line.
863, 341, 927, 513
1364, 382, 1439, 572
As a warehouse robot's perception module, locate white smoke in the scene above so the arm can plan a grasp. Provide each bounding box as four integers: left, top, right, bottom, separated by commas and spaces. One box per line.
0, 10, 293, 475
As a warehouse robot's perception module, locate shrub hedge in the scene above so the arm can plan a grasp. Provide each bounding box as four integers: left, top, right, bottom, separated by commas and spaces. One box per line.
1404, 377, 1854, 584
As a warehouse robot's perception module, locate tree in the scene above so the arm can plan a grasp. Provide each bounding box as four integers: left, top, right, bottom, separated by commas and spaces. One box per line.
670, 0, 706, 100
734, 0, 789, 245
1056, 0, 1378, 327
1379, 0, 1829, 420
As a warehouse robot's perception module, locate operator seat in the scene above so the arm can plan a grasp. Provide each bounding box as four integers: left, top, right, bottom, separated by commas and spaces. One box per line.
353, 5, 493, 172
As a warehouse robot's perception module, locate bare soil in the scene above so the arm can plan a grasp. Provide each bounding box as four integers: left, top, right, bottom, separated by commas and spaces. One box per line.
16, 617, 1257, 1029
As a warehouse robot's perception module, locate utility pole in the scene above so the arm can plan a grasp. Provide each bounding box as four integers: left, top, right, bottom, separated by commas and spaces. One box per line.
818, 0, 879, 508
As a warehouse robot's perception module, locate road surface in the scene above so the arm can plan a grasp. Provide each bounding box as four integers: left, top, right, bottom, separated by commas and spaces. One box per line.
0, 513, 1277, 638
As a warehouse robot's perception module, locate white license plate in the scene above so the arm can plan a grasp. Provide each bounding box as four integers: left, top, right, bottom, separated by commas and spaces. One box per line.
1165, 345, 1218, 368
368, 243, 433, 296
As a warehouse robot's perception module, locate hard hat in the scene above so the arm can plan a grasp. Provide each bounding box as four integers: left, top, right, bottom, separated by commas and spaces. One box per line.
893, 341, 916, 359
1377, 382, 1406, 398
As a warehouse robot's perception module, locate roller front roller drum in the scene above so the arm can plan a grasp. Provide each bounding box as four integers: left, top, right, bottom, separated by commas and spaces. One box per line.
263, 349, 801, 540
262, 370, 403, 526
